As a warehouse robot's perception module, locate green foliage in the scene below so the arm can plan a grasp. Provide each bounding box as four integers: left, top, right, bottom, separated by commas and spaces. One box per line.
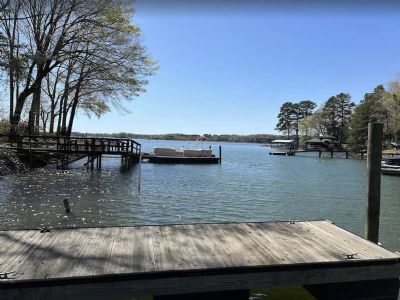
321, 93, 354, 145
384, 79, 400, 141
275, 102, 294, 138
322, 96, 339, 137
348, 85, 386, 146
276, 100, 317, 145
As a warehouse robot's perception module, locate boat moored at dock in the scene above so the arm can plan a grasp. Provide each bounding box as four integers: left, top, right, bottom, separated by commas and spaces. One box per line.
382, 158, 400, 176
142, 146, 221, 164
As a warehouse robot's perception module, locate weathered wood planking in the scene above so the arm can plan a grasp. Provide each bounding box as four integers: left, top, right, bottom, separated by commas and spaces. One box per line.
0, 221, 399, 299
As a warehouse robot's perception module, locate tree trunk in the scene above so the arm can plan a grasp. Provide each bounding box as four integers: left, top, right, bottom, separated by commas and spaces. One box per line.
9, 71, 14, 121
49, 97, 56, 133
28, 84, 42, 135
67, 74, 84, 136
60, 66, 72, 135
9, 61, 54, 135
10, 87, 32, 135
67, 101, 77, 136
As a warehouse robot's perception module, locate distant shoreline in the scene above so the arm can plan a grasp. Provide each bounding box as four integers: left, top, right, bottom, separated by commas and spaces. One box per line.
71, 132, 283, 144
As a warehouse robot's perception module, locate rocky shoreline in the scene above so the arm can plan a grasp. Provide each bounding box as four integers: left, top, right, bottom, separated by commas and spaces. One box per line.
0, 149, 28, 176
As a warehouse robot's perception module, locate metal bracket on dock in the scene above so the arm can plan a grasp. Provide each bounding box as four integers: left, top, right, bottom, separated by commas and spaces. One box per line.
0, 272, 15, 280
38, 227, 52, 233
343, 253, 358, 259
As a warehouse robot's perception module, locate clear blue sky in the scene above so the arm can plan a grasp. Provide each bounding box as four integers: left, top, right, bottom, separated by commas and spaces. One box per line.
74, 1, 400, 135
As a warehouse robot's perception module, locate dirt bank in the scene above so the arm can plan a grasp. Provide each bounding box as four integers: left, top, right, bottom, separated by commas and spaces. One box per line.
0, 149, 27, 176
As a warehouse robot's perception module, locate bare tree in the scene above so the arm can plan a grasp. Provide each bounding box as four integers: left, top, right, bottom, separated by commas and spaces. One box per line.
0, 0, 157, 136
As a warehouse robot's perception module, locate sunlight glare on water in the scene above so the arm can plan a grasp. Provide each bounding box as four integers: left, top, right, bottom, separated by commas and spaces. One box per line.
0, 140, 399, 252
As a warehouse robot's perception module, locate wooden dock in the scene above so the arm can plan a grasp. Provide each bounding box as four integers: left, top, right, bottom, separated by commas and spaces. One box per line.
0, 135, 141, 169
0, 220, 399, 299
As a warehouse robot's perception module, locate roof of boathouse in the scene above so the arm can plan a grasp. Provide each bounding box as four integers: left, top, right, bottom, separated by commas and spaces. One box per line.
271, 140, 295, 144
305, 136, 338, 144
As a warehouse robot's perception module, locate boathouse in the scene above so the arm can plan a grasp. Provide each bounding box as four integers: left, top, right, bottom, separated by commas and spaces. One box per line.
304, 135, 338, 151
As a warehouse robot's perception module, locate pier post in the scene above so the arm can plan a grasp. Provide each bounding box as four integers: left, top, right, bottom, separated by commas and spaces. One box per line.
63, 198, 71, 213
366, 122, 383, 243
137, 155, 142, 193
219, 145, 222, 164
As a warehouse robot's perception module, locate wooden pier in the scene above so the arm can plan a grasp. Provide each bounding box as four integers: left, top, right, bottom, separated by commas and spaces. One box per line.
0, 220, 399, 300
296, 149, 364, 159
0, 135, 141, 169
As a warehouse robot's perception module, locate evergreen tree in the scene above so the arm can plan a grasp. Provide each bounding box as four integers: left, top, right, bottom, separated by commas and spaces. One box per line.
335, 93, 354, 145
322, 93, 354, 145
275, 102, 294, 139
348, 85, 385, 147
322, 96, 339, 138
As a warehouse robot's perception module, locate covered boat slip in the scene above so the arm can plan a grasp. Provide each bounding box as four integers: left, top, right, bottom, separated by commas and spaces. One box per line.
1, 221, 400, 300
269, 140, 296, 156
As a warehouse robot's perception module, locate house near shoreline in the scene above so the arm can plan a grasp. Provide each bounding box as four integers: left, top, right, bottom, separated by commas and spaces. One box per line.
304, 135, 339, 151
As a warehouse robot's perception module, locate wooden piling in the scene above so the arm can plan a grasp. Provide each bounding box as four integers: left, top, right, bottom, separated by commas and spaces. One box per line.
366, 122, 383, 243
219, 145, 222, 164
28, 138, 32, 168
137, 155, 142, 193
63, 198, 71, 213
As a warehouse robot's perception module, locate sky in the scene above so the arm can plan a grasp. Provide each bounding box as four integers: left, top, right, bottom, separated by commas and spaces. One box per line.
74, 1, 400, 135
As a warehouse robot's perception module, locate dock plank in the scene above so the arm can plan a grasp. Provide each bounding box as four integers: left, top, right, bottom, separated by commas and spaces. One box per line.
0, 230, 44, 274
305, 221, 399, 259
92, 227, 119, 275
29, 228, 81, 279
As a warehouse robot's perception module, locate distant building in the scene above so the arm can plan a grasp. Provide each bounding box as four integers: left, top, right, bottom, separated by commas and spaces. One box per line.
304, 136, 338, 151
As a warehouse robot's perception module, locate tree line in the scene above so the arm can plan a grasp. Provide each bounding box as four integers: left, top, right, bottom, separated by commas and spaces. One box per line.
73, 132, 283, 144
275, 77, 400, 148
0, 0, 156, 136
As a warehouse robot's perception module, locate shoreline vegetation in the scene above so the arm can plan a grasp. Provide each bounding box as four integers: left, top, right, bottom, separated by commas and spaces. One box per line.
72, 132, 283, 144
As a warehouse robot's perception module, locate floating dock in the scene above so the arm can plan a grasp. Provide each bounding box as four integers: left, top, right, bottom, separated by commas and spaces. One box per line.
142, 154, 220, 164
142, 146, 222, 164
1, 220, 399, 299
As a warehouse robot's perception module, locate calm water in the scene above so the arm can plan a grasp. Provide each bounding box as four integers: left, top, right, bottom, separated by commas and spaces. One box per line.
1, 139, 400, 252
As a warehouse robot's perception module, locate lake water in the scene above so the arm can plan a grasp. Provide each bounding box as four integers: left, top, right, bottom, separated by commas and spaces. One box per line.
0, 139, 400, 253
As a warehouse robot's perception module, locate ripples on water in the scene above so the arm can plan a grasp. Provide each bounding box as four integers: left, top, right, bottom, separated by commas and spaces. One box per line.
0, 140, 399, 251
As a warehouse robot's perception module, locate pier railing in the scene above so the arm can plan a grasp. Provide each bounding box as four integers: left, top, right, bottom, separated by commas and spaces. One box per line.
0, 134, 141, 156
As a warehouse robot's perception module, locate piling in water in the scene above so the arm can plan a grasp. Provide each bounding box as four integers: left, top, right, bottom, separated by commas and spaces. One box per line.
63, 198, 71, 213
365, 122, 383, 243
